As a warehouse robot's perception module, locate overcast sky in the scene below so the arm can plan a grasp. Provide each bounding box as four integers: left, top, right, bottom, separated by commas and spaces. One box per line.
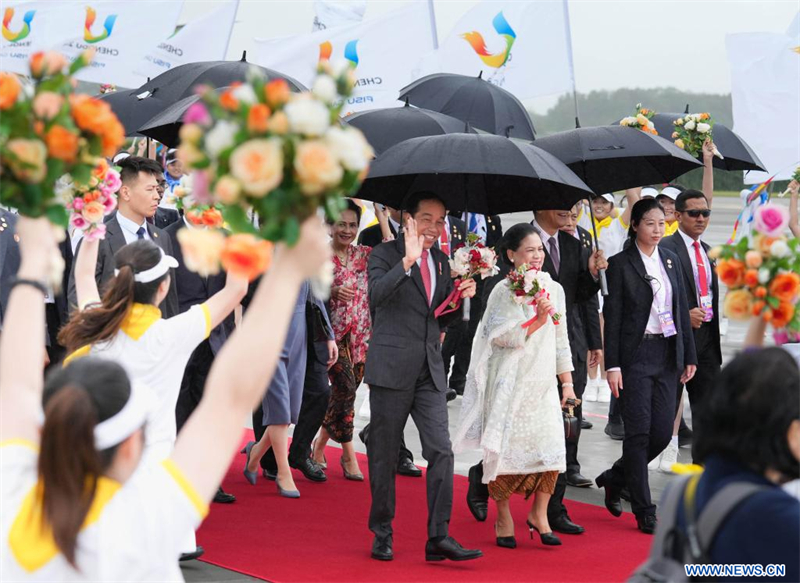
180, 0, 799, 111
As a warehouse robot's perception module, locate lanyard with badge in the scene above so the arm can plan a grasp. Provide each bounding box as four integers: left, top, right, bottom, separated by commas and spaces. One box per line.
651, 258, 677, 337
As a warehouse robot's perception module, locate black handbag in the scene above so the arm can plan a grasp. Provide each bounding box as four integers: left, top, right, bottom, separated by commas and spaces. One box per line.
563, 398, 581, 443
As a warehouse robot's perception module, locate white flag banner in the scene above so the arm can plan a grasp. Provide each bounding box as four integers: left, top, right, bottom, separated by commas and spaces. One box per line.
312, 1, 366, 32
135, 0, 239, 82
0, 1, 85, 74
54, 0, 183, 87
423, 0, 574, 99
255, 2, 434, 115
726, 16, 800, 184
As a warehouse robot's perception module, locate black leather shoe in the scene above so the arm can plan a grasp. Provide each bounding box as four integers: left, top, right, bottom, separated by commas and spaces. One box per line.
466, 464, 489, 522
446, 388, 458, 402
371, 536, 393, 561
397, 458, 423, 477
425, 537, 483, 561
358, 426, 368, 446
678, 425, 693, 448
289, 456, 327, 482
604, 421, 625, 441
179, 546, 205, 561
566, 472, 593, 488
595, 474, 623, 517
581, 418, 593, 429
549, 515, 585, 535
637, 514, 657, 534
263, 467, 277, 481
213, 487, 236, 504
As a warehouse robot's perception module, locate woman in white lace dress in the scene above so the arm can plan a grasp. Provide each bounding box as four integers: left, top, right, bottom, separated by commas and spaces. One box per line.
454, 224, 576, 548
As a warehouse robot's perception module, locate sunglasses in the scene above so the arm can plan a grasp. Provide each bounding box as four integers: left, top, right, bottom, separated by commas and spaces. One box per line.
683, 209, 711, 218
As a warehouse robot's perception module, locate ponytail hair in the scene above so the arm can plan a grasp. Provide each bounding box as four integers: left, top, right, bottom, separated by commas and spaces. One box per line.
39, 359, 132, 567
59, 240, 168, 353
627, 198, 665, 240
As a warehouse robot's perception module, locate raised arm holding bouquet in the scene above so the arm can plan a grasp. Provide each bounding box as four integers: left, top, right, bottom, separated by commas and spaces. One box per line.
506, 265, 563, 334
673, 113, 723, 159
436, 233, 499, 320
175, 61, 373, 288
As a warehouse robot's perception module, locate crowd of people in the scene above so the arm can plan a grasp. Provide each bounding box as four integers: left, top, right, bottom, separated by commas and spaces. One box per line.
0, 140, 799, 581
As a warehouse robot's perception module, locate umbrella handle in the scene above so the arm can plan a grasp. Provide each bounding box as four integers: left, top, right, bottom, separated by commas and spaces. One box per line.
599, 268, 609, 296
462, 297, 471, 322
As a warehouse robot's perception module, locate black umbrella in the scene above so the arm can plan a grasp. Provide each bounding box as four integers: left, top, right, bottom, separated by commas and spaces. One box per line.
137, 93, 208, 148
357, 132, 593, 214
344, 102, 475, 155
398, 72, 536, 141
613, 111, 766, 172
533, 125, 703, 194
134, 51, 306, 104
100, 89, 172, 137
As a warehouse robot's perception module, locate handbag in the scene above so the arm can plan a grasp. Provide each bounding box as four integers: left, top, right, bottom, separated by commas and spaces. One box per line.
562, 398, 581, 443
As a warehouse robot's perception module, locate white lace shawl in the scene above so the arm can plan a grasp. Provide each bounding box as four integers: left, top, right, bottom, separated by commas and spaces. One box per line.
453, 278, 574, 482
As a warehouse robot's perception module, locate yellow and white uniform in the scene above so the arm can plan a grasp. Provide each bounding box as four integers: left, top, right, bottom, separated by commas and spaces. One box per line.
64, 303, 211, 458
578, 208, 629, 259
1, 440, 208, 582
664, 221, 680, 237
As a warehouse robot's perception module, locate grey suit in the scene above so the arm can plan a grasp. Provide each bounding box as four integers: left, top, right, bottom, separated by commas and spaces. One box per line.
67, 214, 178, 318
365, 236, 460, 542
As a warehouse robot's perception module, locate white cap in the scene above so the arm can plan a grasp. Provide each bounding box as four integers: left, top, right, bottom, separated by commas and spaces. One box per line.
596, 193, 615, 204
93, 382, 156, 450
112, 152, 130, 164
658, 186, 681, 201
641, 187, 658, 199
114, 248, 178, 283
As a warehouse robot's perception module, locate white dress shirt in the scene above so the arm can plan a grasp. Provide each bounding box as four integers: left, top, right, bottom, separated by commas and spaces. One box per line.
678, 228, 713, 304
637, 243, 673, 334
116, 212, 151, 244
404, 250, 437, 302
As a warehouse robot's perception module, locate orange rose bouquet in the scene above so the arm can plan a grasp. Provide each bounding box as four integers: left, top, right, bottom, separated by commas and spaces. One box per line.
712, 203, 800, 344
619, 104, 657, 135
0, 50, 125, 227
176, 61, 372, 282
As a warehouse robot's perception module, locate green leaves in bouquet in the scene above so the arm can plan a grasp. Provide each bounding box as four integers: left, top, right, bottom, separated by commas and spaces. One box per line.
222, 204, 257, 236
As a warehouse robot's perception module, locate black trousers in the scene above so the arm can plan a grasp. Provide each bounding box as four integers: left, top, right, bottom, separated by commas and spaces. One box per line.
442, 293, 483, 390
359, 423, 415, 465
368, 364, 453, 541
601, 336, 678, 518
254, 351, 332, 472
176, 339, 215, 433
548, 358, 587, 521
675, 323, 721, 462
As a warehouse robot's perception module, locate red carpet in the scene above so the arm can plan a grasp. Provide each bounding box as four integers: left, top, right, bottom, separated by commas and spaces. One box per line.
198, 431, 650, 582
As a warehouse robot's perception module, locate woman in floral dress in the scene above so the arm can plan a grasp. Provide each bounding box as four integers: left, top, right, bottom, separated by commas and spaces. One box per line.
312, 201, 393, 479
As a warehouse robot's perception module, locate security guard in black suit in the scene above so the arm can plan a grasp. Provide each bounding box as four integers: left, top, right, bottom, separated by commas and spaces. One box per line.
658, 189, 721, 461
596, 198, 697, 534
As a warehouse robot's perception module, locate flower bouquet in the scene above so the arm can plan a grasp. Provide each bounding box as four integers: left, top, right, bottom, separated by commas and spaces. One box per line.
711, 203, 800, 344
0, 50, 125, 226
672, 113, 723, 159
780, 166, 800, 198
61, 158, 121, 242
175, 61, 373, 283
435, 233, 498, 319
506, 265, 562, 327
619, 103, 657, 135
173, 174, 224, 229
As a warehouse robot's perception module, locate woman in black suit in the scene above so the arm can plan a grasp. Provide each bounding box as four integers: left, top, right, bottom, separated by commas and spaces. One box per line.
595, 198, 697, 534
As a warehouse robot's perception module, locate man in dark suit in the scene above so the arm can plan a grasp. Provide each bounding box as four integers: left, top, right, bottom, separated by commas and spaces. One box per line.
658, 190, 721, 462
1, 210, 73, 368
154, 175, 181, 229
165, 217, 237, 503
67, 156, 178, 318
560, 210, 603, 486
464, 208, 606, 534
357, 203, 424, 478
443, 212, 503, 400
366, 192, 481, 563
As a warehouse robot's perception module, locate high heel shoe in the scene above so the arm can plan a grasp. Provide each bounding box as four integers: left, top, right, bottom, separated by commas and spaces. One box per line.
494, 523, 516, 549
526, 520, 561, 546
311, 439, 327, 469
340, 457, 364, 481
276, 476, 300, 498
243, 441, 258, 486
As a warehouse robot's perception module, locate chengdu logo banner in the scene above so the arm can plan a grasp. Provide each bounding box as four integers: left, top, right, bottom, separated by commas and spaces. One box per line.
255, 2, 433, 114
2, 8, 36, 42
318, 39, 359, 68
460, 12, 516, 70
83, 6, 117, 44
